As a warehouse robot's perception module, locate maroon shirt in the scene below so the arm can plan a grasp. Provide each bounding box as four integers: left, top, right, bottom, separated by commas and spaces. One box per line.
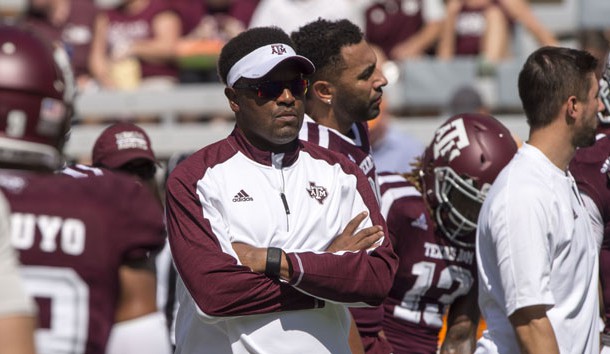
300, 118, 378, 197
2, 169, 165, 354
378, 173, 477, 353
454, 1, 513, 56
570, 134, 610, 334
365, 0, 425, 58
299, 117, 391, 353
25, 0, 99, 77
171, 0, 259, 35
105, 0, 178, 79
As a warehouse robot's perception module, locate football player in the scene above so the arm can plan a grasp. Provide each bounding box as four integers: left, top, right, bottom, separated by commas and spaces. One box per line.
569, 52, 610, 353
379, 113, 518, 353
0, 24, 170, 354
291, 18, 391, 354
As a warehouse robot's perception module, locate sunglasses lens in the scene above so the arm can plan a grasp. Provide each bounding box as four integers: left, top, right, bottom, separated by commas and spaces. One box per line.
258, 81, 285, 98
291, 79, 308, 96
258, 80, 309, 98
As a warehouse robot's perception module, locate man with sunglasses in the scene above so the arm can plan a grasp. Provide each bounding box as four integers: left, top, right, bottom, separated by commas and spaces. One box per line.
291, 19, 391, 353
165, 26, 398, 354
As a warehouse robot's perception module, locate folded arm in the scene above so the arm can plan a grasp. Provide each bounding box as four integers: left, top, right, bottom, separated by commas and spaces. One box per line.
509, 305, 559, 354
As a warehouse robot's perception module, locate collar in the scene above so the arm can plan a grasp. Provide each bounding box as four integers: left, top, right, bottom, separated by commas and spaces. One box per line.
303, 114, 370, 152
229, 127, 300, 168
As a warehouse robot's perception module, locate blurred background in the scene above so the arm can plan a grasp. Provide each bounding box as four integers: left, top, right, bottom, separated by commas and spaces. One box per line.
1, 0, 608, 165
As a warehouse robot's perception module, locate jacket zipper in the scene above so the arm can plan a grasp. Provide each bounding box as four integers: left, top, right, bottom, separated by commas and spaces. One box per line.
280, 169, 290, 232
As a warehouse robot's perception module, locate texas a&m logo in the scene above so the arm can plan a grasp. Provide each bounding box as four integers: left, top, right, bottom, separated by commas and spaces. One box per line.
306, 182, 327, 204
271, 44, 287, 55
601, 155, 610, 177
433, 117, 471, 162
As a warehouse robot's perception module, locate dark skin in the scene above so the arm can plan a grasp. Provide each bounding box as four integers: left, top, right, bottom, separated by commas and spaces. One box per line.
439, 284, 480, 354
306, 39, 387, 135
227, 61, 383, 353
225, 61, 305, 153
226, 62, 385, 273
232, 211, 384, 280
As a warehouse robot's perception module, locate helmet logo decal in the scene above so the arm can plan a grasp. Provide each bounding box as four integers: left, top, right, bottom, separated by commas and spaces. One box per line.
306, 182, 328, 204
433, 118, 471, 162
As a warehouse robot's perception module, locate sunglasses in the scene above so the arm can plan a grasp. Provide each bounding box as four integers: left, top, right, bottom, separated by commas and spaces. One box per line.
118, 161, 157, 181
234, 79, 309, 99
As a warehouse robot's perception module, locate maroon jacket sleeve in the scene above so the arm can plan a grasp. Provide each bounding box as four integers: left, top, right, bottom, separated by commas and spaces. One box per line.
166, 150, 322, 319
285, 151, 399, 306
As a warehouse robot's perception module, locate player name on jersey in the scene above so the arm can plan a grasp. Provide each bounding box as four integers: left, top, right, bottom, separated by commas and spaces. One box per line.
423, 242, 474, 265
11, 213, 86, 255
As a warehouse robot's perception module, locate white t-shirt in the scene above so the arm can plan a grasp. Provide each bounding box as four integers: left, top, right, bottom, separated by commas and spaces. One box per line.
475, 143, 599, 354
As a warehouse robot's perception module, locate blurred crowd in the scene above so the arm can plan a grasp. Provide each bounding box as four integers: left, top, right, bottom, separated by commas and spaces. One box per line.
1, 3, 610, 353
4, 0, 607, 96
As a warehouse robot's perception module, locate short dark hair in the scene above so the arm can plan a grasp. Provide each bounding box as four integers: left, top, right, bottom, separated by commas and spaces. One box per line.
518, 46, 598, 129
291, 18, 363, 83
217, 26, 294, 85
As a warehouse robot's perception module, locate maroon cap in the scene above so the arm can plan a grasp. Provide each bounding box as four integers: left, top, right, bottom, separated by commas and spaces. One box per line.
92, 122, 156, 168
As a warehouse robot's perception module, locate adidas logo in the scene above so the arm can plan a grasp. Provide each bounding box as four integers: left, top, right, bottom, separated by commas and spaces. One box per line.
411, 213, 428, 231
232, 190, 253, 202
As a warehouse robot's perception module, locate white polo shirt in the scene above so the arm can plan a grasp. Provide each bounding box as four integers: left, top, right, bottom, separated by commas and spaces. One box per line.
475, 143, 599, 354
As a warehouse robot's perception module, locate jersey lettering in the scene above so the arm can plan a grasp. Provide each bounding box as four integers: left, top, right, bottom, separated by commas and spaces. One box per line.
423, 242, 474, 265
394, 261, 474, 328
424, 242, 456, 261
11, 213, 86, 255
22, 266, 89, 354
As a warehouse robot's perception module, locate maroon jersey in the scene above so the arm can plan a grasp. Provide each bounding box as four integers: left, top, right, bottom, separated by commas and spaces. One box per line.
299, 115, 378, 199
1, 169, 165, 354
25, 0, 98, 77
299, 115, 390, 353
105, 0, 178, 79
378, 173, 477, 353
365, 0, 425, 58
454, 1, 513, 56
570, 134, 610, 334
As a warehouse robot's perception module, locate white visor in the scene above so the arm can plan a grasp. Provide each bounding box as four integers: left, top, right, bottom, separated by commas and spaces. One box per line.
227, 43, 315, 87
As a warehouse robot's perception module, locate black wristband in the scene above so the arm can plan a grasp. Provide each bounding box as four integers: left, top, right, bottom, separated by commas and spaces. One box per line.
265, 247, 282, 279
